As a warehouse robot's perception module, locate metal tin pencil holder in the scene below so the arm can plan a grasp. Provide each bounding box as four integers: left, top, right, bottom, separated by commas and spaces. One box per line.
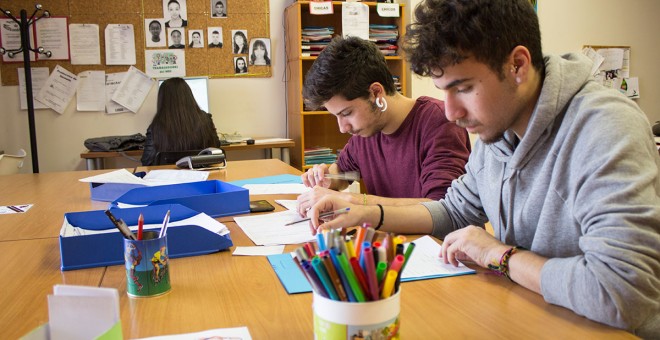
124, 231, 171, 298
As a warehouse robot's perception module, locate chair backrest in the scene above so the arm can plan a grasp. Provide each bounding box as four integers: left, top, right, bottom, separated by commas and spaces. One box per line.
153, 150, 202, 165
0, 149, 27, 175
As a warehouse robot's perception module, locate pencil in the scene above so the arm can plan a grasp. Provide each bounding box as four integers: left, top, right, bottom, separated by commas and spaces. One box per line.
284, 207, 350, 226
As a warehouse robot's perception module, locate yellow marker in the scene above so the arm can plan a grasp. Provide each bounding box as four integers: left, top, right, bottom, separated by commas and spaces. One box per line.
346, 239, 356, 259
381, 270, 398, 299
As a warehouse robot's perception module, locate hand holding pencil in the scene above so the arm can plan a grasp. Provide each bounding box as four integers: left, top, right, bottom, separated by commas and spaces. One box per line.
307, 196, 370, 235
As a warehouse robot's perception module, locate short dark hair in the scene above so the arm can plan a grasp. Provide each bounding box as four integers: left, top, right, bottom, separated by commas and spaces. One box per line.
403, 0, 544, 79
149, 20, 161, 28
303, 36, 396, 110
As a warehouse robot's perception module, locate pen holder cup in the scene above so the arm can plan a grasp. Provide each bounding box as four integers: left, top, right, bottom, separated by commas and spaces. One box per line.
313, 290, 400, 339
123, 231, 171, 298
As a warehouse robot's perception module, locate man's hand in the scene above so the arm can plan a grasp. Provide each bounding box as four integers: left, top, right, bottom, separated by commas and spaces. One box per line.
308, 196, 375, 235
439, 225, 509, 268
301, 164, 332, 188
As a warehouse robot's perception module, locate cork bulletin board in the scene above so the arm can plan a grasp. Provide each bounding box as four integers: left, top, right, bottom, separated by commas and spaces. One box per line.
0, 0, 270, 86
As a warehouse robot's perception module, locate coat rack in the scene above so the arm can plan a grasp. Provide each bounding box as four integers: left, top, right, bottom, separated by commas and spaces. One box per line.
0, 4, 52, 173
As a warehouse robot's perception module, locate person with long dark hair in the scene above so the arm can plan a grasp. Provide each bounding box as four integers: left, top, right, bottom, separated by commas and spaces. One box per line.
233, 31, 248, 54
250, 39, 270, 66
141, 78, 221, 165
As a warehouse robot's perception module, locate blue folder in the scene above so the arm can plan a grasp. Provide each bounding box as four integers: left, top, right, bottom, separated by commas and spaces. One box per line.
110, 180, 249, 218
228, 174, 302, 187
59, 204, 233, 271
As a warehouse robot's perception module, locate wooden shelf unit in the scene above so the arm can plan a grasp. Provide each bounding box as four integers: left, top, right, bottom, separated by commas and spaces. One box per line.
285, 1, 408, 169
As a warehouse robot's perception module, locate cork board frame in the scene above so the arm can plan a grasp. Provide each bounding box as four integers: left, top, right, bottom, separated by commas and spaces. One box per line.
0, 0, 270, 86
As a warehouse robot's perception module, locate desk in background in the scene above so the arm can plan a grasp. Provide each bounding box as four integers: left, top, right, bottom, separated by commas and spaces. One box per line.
80, 138, 294, 170
0, 159, 635, 339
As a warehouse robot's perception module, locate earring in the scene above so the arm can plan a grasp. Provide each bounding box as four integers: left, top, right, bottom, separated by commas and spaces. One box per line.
375, 97, 387, 112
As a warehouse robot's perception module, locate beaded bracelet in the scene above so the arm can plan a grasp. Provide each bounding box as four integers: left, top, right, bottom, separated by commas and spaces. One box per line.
363, 193, 367, 206
487, 246, 518, 281
374, 204, 384, 230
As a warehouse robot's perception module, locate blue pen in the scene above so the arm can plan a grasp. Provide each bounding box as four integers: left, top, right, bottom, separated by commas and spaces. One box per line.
329, 247, 356, 302
311, 257, 338, 300
316, 231, 327, 252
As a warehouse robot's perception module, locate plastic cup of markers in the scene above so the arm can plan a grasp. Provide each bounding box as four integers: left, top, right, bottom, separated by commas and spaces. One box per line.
123, 231, 171, 298
313, 289, 401, 340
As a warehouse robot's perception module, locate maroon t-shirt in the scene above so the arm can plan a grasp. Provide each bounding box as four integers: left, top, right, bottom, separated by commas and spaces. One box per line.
337, 96, 471, 200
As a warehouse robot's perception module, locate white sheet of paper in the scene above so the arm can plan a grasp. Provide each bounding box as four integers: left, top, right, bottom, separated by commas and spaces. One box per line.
581, 47, 604, 77
105, 72, 130, 114
233, 245, 285, 256
105, 24, 136, 65
48, 285, 119, 340
76, 70, 106, 111
401, 235, 475, 279
144, 49, 186, 78
597, 48, 624, 71
234, 210, 316, 246
274, 199, 298, 211
242, 183, 310, 195
136, 327, 252, 340
35, 65, 78, 114
254, 138, 293, 144
69, 24, 101, 65
79, 168, 208, 186
17, 67, 49, 110
342, 2, 369, 39
0, 18, 36, 62
0, 204, 33, 214
111, 66, 154, 113
35, 17, 70, 60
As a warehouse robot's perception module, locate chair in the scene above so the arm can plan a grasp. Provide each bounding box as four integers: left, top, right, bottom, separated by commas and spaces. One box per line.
153, 150, 202, 166
0, 149, 27, 175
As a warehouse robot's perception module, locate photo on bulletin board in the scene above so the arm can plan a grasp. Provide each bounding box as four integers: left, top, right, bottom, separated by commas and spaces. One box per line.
145, 19, 166, 48
249, 38, 271, 66
211, 0, 227, 18
208, 27, 223, 48
234, 56, 248, 74
168, 28, 185, 49
164, 0, 188, 28
189, 30, 204, 48
232, 30, 249, 54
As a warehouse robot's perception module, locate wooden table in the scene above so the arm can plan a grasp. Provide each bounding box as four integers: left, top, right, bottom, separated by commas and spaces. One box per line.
0, 159, 636, 339
80, 138, 295, 170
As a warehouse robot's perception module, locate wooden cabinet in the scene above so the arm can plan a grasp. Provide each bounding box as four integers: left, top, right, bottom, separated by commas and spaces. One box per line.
285, 1, 408, 170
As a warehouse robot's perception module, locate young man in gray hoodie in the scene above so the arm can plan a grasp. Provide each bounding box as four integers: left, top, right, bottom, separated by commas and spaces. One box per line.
307, 0, 660, 336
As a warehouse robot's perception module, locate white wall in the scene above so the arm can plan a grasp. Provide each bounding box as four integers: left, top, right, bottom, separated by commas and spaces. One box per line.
410, 0, 660, 126
0, 0, 295, 173
3, 0, 658, 173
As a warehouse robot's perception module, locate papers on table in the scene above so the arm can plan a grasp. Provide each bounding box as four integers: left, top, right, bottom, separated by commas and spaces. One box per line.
400, 235, 475, 281
0, 204, 33, 214
242, 183, 310, 195
46, 285, 121, 340
275, 199, 298, 211
233, 245, 285, 256
69, 24, 101, 65
36, 65, 78, 114
79, 168, 209, 186
234, 210, 315, 246
254, 138, 293, 144
136, 327, 252, 340
229, 174, 301, 187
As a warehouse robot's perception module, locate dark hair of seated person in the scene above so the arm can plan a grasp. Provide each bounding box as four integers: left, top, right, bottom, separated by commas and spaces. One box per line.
141, 77, 221, 165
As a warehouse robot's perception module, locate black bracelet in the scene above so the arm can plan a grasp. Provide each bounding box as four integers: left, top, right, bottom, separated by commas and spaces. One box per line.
375, 204, 384, 230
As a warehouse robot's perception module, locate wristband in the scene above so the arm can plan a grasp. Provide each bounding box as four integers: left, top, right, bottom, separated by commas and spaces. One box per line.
362, 193, 367, 206
487, 246, 518, 281
375, 204, 384, 230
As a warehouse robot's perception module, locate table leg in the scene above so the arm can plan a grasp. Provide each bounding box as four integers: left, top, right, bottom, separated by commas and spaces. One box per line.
94, 158, 104, 170
282, 148, 290, 165
265, 148, 272, 159
86, 159, 96, 170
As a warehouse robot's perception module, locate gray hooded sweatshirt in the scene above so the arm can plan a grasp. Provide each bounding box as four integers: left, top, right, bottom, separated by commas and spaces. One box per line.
422, 53, 660, 337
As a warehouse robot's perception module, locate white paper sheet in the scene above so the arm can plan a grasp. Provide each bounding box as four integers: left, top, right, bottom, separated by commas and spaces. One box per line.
581, 47, 604, 77
274, 199, 298, 211
48, 285, 120, 340
145, 49, 186, 78
597, 48, 624, 71
17, 67, 49, 110
233, 245, 285, 256
234, 210, 316, 245
136, 327, 252, 340
401, 235, 475, 279
342, 2, 369, 39
242, 183, 310, 195
104, 72, 129, 114
0, 18, 36, 62
35, 17, 70, 60
254, 138, 293, 144
76, 70, 106, 111
35, 65, 78, 114
79, 168, 209, 186
104, 24, 136, 65
69, 24, 101, 65
111, 66, 154, 113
